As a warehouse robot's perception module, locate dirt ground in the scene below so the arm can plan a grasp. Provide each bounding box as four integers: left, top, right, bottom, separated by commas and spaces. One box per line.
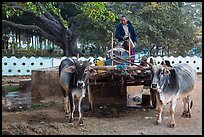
2, 74, 202, 135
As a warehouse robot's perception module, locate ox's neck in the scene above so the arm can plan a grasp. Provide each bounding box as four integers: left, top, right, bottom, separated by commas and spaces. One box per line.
163, 69, 179, 92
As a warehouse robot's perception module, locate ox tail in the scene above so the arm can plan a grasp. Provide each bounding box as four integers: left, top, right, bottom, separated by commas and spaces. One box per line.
190, 100, 193, 109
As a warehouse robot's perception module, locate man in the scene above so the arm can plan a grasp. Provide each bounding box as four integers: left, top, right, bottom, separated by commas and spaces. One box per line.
115, 15, 138, 63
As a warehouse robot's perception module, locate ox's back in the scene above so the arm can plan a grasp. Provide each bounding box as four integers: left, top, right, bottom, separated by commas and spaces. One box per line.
59, 58, 76, 91
59, 58, 75, 76
172, 63, 197, 95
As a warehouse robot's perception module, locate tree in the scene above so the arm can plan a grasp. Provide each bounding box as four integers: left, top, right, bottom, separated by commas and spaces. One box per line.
2, 2, 198, 57
120, 2, 198, 56
2, 2, 116, 56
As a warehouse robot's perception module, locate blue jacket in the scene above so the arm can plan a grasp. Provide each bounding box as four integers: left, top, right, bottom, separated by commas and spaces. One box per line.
115, 21, 138, 43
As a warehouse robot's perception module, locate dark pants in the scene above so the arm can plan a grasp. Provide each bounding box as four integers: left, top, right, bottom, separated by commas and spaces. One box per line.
119, 40, 135, 63
131, 48, 135, 63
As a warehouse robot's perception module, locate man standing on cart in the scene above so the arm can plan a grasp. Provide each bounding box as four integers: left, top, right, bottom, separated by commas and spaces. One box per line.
115, 15, 138, 63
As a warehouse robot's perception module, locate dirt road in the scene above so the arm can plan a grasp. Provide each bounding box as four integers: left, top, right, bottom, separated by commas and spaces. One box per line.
2, 74, 202, 135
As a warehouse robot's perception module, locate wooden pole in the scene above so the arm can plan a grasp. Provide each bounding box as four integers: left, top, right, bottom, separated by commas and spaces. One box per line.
111, 32, 114, 79
128, 33, 131, 66
111, 32, 114, 66
89, 65, 152, 71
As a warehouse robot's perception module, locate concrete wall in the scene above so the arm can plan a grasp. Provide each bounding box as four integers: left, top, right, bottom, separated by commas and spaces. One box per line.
147, 56, 202, 73
2, 56, 202, 76
2, 56, 53, 76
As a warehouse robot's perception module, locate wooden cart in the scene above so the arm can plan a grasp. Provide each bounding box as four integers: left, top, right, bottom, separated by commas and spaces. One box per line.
85, 33, 156, 109
86, 64, 157, 109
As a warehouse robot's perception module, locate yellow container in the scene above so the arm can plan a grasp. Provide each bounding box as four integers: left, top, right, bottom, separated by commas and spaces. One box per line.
96, 60, 106, 74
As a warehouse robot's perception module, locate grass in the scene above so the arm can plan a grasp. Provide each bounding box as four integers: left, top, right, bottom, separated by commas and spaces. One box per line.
3, 85, 19, 92
30, 101, 55, 110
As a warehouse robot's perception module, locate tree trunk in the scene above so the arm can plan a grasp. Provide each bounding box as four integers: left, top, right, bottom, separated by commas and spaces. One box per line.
52, 41, 54, 49
155, 46, 159, 57
12, 31, 15, 54
167, 46, 170, 56
19, 34, 21, 49
62, 33, 81, 57
31, 35, 34, 48
15, 32, 18, 46
27, 34, 30, 49
45, 39, 47, 51
63, 42, 75, 56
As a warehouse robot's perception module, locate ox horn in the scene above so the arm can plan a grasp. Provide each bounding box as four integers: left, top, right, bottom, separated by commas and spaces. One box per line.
145, 57, 153, 67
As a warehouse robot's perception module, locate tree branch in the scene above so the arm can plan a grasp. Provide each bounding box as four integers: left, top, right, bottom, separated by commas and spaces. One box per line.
2, 19, 63, 48
44, 11, 61, 26
6, 3, 63, 36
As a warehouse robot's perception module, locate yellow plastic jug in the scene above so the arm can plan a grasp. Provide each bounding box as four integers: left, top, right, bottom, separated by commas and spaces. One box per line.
96, 60, 106, 74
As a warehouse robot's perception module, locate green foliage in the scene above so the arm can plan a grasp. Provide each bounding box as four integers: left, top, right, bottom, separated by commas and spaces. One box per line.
81, 2, 117, 23
4, 85, 19, 92
122, 2, 198, 56
30, 102, 54, 110
2, 2, 200, 57
181, 2, 202, 29
2, 2, 65, 27
73, 2, 119, 54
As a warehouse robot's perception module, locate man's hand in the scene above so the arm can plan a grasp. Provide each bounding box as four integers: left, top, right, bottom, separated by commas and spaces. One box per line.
122, 36, 129, 40
134, 42, 137, 46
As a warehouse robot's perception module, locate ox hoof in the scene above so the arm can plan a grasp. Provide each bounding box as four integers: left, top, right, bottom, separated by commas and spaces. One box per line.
182, 112, 186, 117
182, 112, 191, 118
79, 123, 84, 127
79, 119, 84, 127
68, 122, 74, 127
170, 123, 176, 128
65, 112, 70, 116
65, 115, 69, 120
186, 114, 191, 118
154, 121, 161, 125
68, 118, 74, 124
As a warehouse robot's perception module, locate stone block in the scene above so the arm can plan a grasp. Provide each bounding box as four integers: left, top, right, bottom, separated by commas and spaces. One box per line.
31, 67, 62, 103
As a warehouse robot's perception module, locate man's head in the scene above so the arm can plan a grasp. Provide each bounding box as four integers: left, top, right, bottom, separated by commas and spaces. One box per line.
121, 15, 128, 25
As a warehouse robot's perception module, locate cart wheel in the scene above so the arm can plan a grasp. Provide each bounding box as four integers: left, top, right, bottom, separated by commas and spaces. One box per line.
150, 88, 157, 108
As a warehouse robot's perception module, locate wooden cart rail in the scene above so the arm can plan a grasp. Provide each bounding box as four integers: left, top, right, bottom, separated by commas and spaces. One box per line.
89, 65, 152, 71
87, 65, 152, 81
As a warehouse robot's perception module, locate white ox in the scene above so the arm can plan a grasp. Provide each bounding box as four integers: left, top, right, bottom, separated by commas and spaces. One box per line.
151, 63, 197, 128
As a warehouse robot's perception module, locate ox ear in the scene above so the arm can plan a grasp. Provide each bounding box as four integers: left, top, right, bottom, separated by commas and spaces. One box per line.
164, 69, 171, 75
64, 65, 76, 73
164, 66, 174, 75
149, 58, 154, 65
88, 66, 97, 74
87, 59, 91, 62
87, 59, 91, 64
